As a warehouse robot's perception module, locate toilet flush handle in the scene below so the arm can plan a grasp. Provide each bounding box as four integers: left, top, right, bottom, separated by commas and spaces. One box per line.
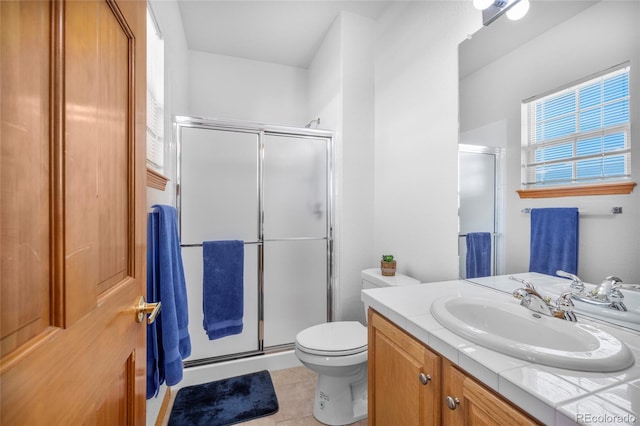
418, 373, 431, 385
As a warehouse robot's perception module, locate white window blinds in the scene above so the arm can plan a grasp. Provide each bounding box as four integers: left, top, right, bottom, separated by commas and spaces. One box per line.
521, 65, 630, 188
146, 8, 164, 173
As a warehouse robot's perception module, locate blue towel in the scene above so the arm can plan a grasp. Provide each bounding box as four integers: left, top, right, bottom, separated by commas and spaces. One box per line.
146, 212, 160, 398
529, 207, 579, 276
466, 232, 492, 278
203, 240, 244, 340
146, 205, 191, 399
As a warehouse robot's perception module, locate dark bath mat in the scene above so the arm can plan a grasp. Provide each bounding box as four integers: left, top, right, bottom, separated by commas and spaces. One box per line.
168, 370, 279, 426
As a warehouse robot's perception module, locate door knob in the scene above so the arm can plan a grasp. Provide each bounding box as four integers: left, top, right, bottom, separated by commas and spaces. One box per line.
136, 297, 161, 324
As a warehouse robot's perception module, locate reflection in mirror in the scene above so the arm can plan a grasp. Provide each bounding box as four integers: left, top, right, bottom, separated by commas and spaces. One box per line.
458, 144, 503, 279
459, 1, 640, 329
474, 0, 531, 26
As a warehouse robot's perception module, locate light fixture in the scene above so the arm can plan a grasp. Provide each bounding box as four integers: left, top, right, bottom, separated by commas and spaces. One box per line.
476, 0, 530, 26
506, 0, 530, 21
473, 0, 494, 10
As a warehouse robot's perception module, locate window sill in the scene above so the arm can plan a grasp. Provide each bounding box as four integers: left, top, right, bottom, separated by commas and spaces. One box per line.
516, 182, 636, 199
147, 167, 169, 191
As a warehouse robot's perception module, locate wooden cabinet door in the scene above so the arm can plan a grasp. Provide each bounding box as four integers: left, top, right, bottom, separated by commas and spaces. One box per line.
1, 0, 147, 423
368, 310, 441, 426
441, 359, 466, 425
442, 362, 540, 426
462, 376, 539, 426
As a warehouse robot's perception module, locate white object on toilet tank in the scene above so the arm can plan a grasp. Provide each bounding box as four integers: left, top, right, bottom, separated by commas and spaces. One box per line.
361, 268, 420, 320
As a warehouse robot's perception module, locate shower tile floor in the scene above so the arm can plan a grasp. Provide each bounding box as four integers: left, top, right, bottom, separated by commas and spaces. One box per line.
160, 366, 368, 426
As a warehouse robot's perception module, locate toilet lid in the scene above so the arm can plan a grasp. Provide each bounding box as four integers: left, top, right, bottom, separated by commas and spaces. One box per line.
296, 321, 367, 356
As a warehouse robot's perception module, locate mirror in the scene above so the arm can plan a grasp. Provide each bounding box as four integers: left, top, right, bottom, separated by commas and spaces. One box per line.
458, 1, 640, 328
458, 1, 599, 279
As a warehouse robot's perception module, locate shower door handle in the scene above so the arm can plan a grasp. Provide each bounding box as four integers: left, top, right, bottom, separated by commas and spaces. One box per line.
136, 297, 162, 324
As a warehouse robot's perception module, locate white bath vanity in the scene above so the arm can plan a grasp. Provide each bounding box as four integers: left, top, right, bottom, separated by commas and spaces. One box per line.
362, 274, 640, 425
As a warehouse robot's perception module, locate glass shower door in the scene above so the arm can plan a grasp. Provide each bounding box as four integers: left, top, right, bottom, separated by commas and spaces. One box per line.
262, 134, 329, 348
179, 126, 260, 360
458, 149, 497, 278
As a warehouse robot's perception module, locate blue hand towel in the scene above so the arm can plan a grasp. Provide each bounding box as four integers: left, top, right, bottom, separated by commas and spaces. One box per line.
146, 205, 191, 399
529, 207, 579, 276
203, 240, 244, 340
466, 232, 492, 279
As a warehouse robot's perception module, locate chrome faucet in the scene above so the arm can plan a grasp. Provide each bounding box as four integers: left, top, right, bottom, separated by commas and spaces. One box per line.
556, 271, 628, 312
593, 276, 639, 296
509, 276, 577, 321
591, 276, 627, 311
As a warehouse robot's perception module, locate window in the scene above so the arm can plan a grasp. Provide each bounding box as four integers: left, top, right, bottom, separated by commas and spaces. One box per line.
146, 7, 164, 173
521, 65, 630, 189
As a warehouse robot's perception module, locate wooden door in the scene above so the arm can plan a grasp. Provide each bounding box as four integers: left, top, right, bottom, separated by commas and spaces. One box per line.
368, 310, 441, 426
1, 0, 147, 424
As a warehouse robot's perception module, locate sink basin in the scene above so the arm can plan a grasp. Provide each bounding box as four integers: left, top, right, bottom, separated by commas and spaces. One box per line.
541, 282, 640, 332
431, 296, 635, 372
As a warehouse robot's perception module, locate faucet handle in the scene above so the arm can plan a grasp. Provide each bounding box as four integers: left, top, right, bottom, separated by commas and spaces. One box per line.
554, 292, 577, 321
556, 270, 584, 292
609, 288, 627, 312
512, 288, 528, 300
509, 275, 536, 290
555, 292, 575, 310
610, 287, 625, 302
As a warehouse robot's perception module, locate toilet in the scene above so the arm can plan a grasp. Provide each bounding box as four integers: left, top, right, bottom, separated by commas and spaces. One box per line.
295, 268, 420, 425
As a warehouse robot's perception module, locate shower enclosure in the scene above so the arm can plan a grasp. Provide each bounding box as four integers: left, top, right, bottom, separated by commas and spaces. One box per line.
174, 116, 334, 365
458, 144, 502, 278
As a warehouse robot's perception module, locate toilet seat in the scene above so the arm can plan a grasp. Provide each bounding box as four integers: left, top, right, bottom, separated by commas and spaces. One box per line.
295, 321, 367, 357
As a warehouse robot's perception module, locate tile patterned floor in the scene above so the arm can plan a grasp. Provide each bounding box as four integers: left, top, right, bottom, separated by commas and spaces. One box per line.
161, 366, 368, 426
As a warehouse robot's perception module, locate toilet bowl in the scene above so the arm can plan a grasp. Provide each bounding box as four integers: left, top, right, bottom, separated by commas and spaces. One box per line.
295, 321, 368, 425
294, 268, 420, 425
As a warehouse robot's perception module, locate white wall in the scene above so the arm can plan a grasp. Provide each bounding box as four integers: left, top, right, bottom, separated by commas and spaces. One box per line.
308, 16, 341, 133
374, 1, 479, 283
308, 12, 376, 322
339, 12, 375, 321
460, 1, 640, 283
188, 51, 309, 126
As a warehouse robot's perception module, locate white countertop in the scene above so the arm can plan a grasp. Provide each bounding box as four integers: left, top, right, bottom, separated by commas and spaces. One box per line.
361, 274, 640, 426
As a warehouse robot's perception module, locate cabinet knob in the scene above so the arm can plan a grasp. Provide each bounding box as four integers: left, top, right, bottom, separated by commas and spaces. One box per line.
418, 373, 431, 385
445, 396, 461, 410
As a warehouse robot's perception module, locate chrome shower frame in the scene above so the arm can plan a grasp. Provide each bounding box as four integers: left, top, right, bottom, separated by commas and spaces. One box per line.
173, 115, 335, 366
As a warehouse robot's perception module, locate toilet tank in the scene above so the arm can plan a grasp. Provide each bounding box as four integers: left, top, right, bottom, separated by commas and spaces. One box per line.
361, 268, 420, 290
361, 268, 420, 320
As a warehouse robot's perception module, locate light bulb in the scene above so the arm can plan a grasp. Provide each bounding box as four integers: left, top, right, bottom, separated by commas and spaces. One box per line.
473, 0, 494, 10
506, 0, 530, 20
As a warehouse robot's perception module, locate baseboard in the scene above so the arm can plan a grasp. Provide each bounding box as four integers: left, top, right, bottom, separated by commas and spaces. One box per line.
180, 350, 301, 389
154, 387, 172, 426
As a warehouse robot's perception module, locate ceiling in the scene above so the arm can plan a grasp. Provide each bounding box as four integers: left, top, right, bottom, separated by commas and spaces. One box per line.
174, 1, 600, 72
176, 0, 394, 69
